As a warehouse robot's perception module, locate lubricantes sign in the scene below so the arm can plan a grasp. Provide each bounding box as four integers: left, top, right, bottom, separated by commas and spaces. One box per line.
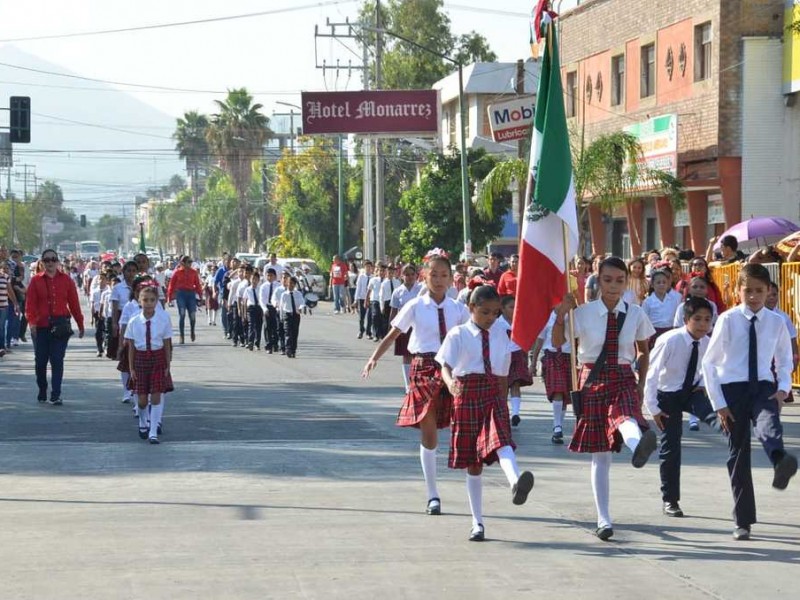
301, 90, 439, 136
487, 96, 535, 143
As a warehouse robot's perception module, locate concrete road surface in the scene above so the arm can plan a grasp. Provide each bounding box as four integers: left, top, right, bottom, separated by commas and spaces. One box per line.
0, 303, 798, 599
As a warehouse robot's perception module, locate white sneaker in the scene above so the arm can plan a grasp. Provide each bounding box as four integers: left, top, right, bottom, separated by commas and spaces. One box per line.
11, 339, 19, 347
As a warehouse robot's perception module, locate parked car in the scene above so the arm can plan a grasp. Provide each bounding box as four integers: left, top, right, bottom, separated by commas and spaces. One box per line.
280, 258, 326, 297
235, 252, 262, 265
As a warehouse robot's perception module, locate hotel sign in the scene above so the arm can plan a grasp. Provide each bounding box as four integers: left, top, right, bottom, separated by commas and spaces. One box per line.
301, 90, 439, 136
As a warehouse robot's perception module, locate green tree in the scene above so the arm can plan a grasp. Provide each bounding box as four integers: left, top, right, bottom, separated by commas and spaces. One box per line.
173, 111, 210, 200
272, 138, 362, 267
400, 148, 510, 261
95, 214, 129, 250
453, 32, 498, 65
0, 201, 41, 251
205, 88, 272, 248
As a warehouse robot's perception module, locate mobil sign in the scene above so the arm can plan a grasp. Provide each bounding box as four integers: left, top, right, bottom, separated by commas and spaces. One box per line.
487, 96, 535, 143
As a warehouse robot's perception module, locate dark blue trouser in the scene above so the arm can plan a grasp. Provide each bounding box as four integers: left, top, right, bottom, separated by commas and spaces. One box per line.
370, 301, 384, 339
220, 298, 229, 335
263, 306, 278, 350
358, 299, 372, 336
283, 313, 300, 355
33, 327, 70, 399
247, 305, 263, 348
657, 389, 717, 503
722, 380, 785, 528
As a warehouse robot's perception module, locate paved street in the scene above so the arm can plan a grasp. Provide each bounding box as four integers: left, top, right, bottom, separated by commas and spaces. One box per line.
1, 304, 799, 599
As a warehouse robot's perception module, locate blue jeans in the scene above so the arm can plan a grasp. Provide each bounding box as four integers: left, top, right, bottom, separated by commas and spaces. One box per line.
332, 284, 345, 311
175, 289, 198, 337
0, 307, 7, 350
5, 305, 19, 345
33, 326, 70, 399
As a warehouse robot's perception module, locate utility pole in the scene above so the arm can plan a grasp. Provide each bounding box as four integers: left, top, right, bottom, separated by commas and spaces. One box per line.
374, 0, 385, 262
516, 59, 526, 233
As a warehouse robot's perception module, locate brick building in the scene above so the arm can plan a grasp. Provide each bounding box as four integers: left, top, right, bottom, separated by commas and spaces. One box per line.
559, 0, 786, 257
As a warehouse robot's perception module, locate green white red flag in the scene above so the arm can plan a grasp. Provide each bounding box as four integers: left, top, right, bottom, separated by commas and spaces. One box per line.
512, 17, 578, 351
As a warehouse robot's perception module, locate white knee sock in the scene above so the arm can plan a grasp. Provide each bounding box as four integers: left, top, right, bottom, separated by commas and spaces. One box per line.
120, 373, 130, 397
466, 473, 483, 527
510, 396, 521, 417
618, 418, 642, 453
420, 445, 439, 500
402, 364, 411, 392
149, 404, 163, 438
496, 445, 520, 487
552, 399, 564, 429
138, 408, 148, 429
591, 452, 612, 528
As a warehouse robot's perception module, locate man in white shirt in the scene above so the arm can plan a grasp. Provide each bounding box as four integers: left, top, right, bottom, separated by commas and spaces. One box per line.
354, 261, 374, 339
262, 253, 283, 281
644, 297, 719, 518
380, 264, 401, 327
366, 264, 386, 340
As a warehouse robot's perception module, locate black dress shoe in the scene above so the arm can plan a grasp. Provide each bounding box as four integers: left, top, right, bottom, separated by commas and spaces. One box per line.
773, 453, 798, 490
663, 502, 684, 517
426, 498, 441, 515
37, 394, 47, 403
469, 524, 485, 542
511, 415, 521, 427
596, 526, 614, 541
551, 427, 564, 444
358, 333, 364, 339
512, 471, 534, 505
632, 429, 657, 468
733, 526, 751, 541
138, 428, 149, 440
49, 396, 63, 406
149, 437, 160, 445
689, 422, 700, 431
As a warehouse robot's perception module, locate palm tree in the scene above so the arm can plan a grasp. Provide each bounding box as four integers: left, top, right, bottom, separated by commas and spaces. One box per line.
173, 111, 210, 203
205, 89, 272, 248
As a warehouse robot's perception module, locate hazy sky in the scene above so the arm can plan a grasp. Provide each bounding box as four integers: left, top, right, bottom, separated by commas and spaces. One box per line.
0, 0, 579, 217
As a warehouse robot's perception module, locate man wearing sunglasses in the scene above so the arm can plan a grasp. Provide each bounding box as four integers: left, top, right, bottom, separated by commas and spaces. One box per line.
25, 250, 85, 405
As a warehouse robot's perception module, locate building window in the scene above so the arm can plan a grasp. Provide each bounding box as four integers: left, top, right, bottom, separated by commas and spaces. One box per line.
640, 44, 655, 98
566, 70, 577, 117
695, 22, 712, 81
611, 54, 625, 106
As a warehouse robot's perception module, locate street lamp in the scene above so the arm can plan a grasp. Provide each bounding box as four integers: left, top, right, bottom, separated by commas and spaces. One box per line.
362, 26, 472, 258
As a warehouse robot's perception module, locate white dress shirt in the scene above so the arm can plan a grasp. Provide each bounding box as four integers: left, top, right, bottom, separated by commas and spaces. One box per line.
390, 282, 422, 310
366, 276, 382, 302
772, 307, 798, 339
496, 315, 521, 352
244, 284, 260, 308
278, 289, 305, 316
643, 327, 708, 417
392, 294, 470, 354
228, 277, 242, 301
354, 272, 371, 301
642, 289, 683, 328
124, 310, 173, 351
101, 289, 113, 318
673, 298, 718, 327
380, 277, 400, 304
111, 280, 130, 309
90, 288, 103, 313
537, 311, 572, 354
573, 299, 655, 365
236, 280, 250, 302
259, 280, 277, 309
271, 284, 286, 308
436, 320, 512, 377
702, 304, 794, 410
119, 299, 140, 327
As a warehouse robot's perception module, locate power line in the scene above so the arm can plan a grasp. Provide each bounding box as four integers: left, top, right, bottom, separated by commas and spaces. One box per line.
0, 1, 357, 43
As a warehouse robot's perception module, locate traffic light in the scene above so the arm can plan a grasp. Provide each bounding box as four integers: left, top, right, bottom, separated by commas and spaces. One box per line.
9, 96, 30, 143
80, 214, 87, 227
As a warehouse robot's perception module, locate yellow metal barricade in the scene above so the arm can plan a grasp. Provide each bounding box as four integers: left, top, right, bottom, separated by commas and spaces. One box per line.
709, 263, 741, 310
781, 262, 800, 388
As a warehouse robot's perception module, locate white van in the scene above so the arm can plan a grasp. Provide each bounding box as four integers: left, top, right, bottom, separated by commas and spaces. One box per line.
280, 258, 326, 297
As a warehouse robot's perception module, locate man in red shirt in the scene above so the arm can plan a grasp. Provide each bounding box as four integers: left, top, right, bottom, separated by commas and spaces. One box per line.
330, 255, 348, 314
25, 249, 84, 405
483, 252, 505, 287
497, 254, 519, 297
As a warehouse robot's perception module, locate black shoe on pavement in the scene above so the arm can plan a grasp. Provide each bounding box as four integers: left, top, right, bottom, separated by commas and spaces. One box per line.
773, 453, 798, 490
469, 524, 485, 542
49, 396, 62, 406
149, 436, 160, 445
733, 526, 751, 541
426, 497, 441, 515
511, 415, 521, 427
358, 332, 364, 339
632, 429, 657, 468
551, 426, 564, 444
596, 526, 614, 541
663, 502, 684, 517
37, 394, 47, 403
689, 422, 700, 431
512, 471, 534, 505
138, 428, 148, 440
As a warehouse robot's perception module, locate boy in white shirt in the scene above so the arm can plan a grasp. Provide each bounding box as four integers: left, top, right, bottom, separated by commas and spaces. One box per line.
354, 261, 374, 339
91, 277, 107, 358
366, 264, 386, 340
259, 268, 279, 353
702, 263, 797, 540
245, 270, 263, 351
279, 276, 305, 358
380, 264, 401, 326
271, 272, 290, 355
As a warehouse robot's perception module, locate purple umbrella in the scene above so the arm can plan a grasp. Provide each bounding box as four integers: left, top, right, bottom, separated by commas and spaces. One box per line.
714, 217, 800, 248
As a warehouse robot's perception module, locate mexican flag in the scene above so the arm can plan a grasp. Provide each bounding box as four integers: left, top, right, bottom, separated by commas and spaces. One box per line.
512, 19, 578, 351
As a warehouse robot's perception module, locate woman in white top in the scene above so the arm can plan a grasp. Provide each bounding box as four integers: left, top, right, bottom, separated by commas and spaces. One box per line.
363, 254, 469, 517
553, 256, 658, 541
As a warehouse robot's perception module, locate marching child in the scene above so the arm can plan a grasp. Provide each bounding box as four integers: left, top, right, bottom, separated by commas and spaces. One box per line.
390, 264, 422, 392
278, 276, 304, 358
766, 282, 799, 386
236, 266, 253, 348
259, 268, 279, 353
245, 270, 263, 351
91, 275, 107, 358
498, 295, 533, 429
531, 309, 573, 443
366, 263, 386, 341
381, 264, 401, 327
362, 253, 469, 517
553, 257, 658, 541
702, 263, 798, 540
119, 274, 157, 411
271, 272, 291, 355
126, 283, 173, 444
644, 296, 720, 518
101, 274, 116, 360
436, 285, 534, 541
642, 268, 682, 347
354, 260, 374, 339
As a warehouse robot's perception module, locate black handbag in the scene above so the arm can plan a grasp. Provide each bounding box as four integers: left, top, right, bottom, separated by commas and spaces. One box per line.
570, 304, 627, 419
49, 316, 74, 340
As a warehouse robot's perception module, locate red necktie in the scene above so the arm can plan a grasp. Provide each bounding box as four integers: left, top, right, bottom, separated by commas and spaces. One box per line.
145, 319, 152, 351
438, 308, 446, 343
481, 329, 493, 376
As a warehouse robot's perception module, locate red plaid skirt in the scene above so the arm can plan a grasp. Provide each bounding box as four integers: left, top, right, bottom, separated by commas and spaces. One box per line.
568, 363, 649, 454
116, 344, 130, 373
396, 353, 451, 429
508, 350, 533, 387
128, 348, 174, 395
393, 328, 412, 357
449, 374, 514, 469
541, 350, 572, 403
